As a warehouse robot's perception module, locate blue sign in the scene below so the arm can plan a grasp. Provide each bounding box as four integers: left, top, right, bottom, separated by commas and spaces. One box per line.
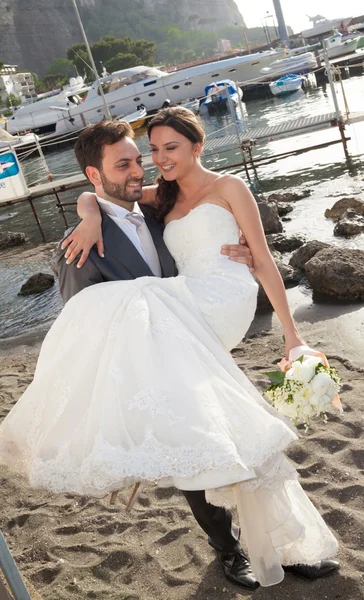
0, 153, 19, 180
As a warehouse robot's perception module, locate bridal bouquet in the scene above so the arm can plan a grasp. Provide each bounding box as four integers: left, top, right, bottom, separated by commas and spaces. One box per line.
263, 346, 342, 428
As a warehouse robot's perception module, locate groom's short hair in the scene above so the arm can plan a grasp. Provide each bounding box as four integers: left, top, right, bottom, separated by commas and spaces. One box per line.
75, 120, 135, 176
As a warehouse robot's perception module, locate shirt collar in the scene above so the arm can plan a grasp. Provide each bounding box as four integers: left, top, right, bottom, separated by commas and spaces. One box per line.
96, 195, 142, 221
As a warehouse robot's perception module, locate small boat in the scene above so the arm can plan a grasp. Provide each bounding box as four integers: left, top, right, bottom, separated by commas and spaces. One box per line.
261, 52, 317, 78
269, 74, 304, 96
115, 106, 147, 131
320, 32, 359, 58
199, 80, 242, 115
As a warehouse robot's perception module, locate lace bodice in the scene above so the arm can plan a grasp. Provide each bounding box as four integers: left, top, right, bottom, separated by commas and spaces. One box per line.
164, 203, 244, 277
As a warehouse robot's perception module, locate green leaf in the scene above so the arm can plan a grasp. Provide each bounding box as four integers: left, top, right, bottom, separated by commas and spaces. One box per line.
296, 355, 304, 364
262, 370, 286, 386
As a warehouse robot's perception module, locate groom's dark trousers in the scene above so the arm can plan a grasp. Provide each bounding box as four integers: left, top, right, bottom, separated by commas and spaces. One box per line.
54, 207, 241, 554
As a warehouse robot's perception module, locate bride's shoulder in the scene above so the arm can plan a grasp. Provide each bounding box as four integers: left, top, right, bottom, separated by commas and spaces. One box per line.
214, 173, 249, 196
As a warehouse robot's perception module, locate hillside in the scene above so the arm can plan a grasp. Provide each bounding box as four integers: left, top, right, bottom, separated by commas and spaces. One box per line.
0, 0, 245, 76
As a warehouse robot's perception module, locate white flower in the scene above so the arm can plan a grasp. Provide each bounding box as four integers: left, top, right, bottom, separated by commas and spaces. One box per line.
286, 356, 321, 384
311, 372, 337, 400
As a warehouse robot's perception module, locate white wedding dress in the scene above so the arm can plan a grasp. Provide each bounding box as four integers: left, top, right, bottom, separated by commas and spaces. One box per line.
0, 203, 338, 586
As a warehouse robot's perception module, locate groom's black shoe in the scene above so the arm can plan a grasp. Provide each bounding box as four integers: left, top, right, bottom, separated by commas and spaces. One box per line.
215, 550, 260, 590
283, 559, 340, 579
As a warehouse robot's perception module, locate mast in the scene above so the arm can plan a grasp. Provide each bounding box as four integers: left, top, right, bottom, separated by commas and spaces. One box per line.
71, 0, 112, 120
272, 0, 290, 48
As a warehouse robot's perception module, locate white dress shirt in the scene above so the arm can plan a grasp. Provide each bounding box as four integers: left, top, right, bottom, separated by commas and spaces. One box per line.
97, 196, 150, 263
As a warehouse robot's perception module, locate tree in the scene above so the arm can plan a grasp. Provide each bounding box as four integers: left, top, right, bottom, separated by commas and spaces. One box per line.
6, 93, 22, 109
105, 53, 139, 73
66, 35, 157, 78
47, 58, 75, 79
132, 40, 156, 65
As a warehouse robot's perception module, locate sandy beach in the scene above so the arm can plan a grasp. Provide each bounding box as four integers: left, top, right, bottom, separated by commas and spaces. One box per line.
0, 291, 363, 600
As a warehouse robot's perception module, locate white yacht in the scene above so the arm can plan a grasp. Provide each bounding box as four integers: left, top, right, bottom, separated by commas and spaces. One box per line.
52, 52, 284, 134
6, 77, 89, 135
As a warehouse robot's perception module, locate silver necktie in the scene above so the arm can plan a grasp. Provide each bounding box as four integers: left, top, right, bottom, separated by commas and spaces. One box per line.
125, 212, 162, 277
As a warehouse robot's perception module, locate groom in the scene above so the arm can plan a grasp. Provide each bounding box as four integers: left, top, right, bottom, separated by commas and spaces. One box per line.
54, 121, 339, 590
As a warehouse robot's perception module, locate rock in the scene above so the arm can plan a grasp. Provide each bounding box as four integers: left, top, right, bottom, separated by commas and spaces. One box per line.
277, 202, 294, 217
267, 191, 311, 203
256, 285, 273, 312
333, 209, 364, 237
305, 248, 364, 301
289, 240, 331, 270
325, 197, 364, 221
256, 200, 282, 234
0, 231, 28, 251
18, 273, 55, 296
266, 233, 307, 253
256, 254, 301, 312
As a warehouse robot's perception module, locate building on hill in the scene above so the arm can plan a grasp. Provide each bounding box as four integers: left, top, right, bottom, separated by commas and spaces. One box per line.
217, 39, 232, 53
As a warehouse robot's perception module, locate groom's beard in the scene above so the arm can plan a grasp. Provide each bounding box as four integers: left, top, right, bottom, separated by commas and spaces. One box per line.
99, 171, 143, 204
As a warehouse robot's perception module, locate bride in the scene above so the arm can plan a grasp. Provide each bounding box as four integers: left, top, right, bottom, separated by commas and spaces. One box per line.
0, 107, 339, 588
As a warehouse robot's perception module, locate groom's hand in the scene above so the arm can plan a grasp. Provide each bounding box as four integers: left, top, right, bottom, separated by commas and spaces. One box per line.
221, 235, 254, 272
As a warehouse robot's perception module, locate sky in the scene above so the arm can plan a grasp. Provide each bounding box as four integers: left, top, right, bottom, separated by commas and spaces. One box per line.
235, 1, 363, 34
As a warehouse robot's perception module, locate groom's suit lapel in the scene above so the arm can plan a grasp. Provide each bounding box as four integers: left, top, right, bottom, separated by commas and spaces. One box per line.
102, 212, 154, 278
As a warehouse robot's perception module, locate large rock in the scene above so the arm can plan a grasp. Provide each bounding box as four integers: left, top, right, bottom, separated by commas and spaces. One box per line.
276, 202, 294, 217
333, 209, 364, 237
267, 191, 311, 203
289, 240, 331, 270
305, 248, 364, 301
325, 197, 364, 221
256, 200, 282, 234
18, 273, 55, 296
0, 231, 28, 250
266, 233, 307, 253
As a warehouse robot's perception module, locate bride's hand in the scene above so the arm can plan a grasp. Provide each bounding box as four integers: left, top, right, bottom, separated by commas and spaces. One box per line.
284, 331, 307, 359
61, 214, 104, 268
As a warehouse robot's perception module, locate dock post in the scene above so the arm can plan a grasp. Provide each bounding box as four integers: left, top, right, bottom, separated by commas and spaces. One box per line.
338, 120, 349, 161
241, 146, 251, 181
28, 198, 46, 242
52, 189, 69, 229
322, 40, 341, 121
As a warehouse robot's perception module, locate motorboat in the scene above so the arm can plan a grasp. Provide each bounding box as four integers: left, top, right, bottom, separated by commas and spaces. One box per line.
321, 32, 359, 58
6, 77, 89, 135
6, 52, 286, 137
199, 80, 242, 115
260, 53, 317, 78
47, 52, 284, 130
301, 15, 352, 40
269, 74, 304, 96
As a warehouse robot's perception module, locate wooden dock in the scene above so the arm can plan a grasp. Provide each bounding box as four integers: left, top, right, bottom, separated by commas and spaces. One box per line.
1, 109, 364, 241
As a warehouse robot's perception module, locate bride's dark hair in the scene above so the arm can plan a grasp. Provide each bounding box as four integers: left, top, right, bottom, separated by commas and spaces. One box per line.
147, 106, 206, 222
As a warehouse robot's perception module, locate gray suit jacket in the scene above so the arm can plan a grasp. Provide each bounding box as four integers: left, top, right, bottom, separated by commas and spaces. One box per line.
54, 207, 177, 303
